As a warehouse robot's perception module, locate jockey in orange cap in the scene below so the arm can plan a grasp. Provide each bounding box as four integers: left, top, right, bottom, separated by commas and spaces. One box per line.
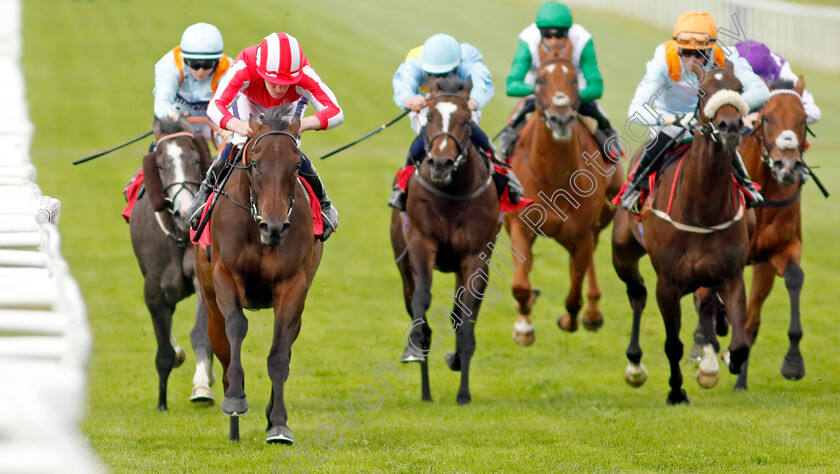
619, 11, 770, 213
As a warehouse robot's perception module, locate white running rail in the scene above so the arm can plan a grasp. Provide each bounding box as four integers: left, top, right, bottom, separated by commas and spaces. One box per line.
0, 0, 101, 472
564, 0, 840, 72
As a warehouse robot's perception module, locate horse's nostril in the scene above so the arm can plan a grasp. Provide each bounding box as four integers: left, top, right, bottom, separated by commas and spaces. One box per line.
258, 222, 270, 236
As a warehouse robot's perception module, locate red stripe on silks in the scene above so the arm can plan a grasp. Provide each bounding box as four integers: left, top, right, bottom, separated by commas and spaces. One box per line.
396, 165, 416, 191
121, 168, 144, 223
189, 176, 324, 251
500, 189, 533, 212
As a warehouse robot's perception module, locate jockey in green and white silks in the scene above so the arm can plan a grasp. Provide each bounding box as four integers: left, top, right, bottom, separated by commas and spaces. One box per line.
500, 1, 625, 161
619, 11, 770, 213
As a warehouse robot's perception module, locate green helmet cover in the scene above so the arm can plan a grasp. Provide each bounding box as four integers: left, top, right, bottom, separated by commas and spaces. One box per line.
535, 1, 573, 29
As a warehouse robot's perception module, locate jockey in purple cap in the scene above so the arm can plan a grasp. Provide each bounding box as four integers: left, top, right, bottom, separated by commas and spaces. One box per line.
736, 40, 821, 125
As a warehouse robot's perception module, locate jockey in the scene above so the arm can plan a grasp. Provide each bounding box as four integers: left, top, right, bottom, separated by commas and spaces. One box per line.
620, 11, 770, 213
388, 33, 524, 211
736, 40, 821, 124
188, 32, 344, 241
498, 1, 625, 161
153, 23, 233, 147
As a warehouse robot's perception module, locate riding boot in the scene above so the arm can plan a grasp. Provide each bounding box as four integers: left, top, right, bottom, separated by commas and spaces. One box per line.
732, 150, 764, 208
498, 96, 536, 161
620, 132, 673, 213
492, 169, 524, 204
581, 101, 626, 162
188, 142, 233, 230
299, 156, 338, 241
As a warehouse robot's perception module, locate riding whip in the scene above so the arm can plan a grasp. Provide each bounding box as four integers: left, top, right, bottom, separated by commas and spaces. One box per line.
320, 110, 409, 159
800, 157, 830, 198
73, 131, 154, 165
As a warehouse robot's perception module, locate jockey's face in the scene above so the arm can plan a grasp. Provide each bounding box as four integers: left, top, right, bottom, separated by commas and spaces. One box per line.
540, 28, 569, 53
679, 48, 711, 68
186, 59, 217, 81
264, 81, 290, 99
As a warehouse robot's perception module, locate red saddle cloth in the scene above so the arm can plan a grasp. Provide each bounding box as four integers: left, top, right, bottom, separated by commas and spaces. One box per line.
121, 169, 144, 223
189, 177, 323, 250
395, 163, 533, 212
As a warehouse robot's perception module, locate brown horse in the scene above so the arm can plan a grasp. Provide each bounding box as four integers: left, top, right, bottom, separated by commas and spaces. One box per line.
391, 75, 498, 405
728, 77, 810, 390
504, 48, 623, 345
130, 116, 215, 411
612, 63, 752, 404
195, 107, 323, 443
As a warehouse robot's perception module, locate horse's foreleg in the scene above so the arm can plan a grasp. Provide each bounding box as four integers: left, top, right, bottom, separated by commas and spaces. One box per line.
189, 284, 215, 403
265, 278, 306, 444
734, 261, 776, 390
508, 222, 538, 346
450, 254, 490, 405
582, 258, 604, 332
612, 216, 648, 387
656, 278, 688, 404
144, 279, 177, 411
213, 267, 249, 417
781, 260, 805, 381
720, 276, 750, 378
557, 237, 593, 332
403, 241, 436, 401
694, 288, 721, 389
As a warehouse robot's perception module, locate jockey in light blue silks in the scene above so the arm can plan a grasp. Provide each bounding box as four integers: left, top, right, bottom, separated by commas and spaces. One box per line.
619, 11, 770, 213
388, 33, 524, 211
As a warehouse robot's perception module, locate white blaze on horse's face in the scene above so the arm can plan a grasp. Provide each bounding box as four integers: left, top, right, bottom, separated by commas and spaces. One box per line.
163, 142, 190, 214
435, 101, 459, 152
775, 130, 800, 150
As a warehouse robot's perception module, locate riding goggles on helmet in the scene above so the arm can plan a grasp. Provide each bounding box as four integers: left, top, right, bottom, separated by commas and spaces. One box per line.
674, 31, 716, 49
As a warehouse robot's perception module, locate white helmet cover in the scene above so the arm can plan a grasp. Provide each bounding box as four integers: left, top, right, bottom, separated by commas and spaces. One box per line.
180, 23, 223, 60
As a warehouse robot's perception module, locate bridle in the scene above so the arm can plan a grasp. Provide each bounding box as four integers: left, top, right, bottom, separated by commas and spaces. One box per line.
533, 57, 581, 118
152, 130, 203, 246
237, 129, 300, 224
751, 90, 807, 169
422, 93, 474, 172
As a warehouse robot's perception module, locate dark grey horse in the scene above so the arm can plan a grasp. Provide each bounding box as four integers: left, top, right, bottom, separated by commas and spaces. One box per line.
129, 116, 215, 411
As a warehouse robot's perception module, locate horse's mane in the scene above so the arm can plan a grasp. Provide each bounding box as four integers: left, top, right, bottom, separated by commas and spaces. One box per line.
434, 74, 465, 94
261, 105, 296, 131
769, 78, 795, 90
158, 117, 185, 135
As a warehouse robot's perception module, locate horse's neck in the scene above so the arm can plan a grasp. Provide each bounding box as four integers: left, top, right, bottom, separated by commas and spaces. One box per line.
529, 120, 582, 178
679, 134, 737, 219
454, 148, 486, 191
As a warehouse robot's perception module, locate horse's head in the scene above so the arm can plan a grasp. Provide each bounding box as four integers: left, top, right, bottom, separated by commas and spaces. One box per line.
756, 77, 809, 187
423, 75, 474, 185
243, 106, 301, 247
691, 61, 748, 151
145, 115, 210, 233
534, 49, 580, 142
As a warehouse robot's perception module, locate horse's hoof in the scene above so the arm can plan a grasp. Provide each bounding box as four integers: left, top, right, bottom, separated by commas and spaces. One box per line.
624, 363, 648, 387
557, 313, 578, 332
221, 396, 249, 417
733, 382, 748, 392
696, 368, 719, 389
666, 388, 690, 405
174, 346, 186, 368
400, 345, 425, 363
190, 385, 215, 405
728, 346, 750, 374
512, 318, 535, 346
266, 425, 294, 445
781, 354, 806, 381
696, 344, 719, 389
444, 351, 461, 371
582, 310, 604, 332
456, 392, 471, 405
156, 404, 168, 412
720, 349, 730, 366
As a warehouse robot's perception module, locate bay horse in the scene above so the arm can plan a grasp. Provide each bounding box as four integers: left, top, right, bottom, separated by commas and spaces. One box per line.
194, 107, 323, 443
391, 75, 498, 405
693, 77, 811, 390
129, 115, 215, 411
611, 63, 752, 404
504, 47, 623, 346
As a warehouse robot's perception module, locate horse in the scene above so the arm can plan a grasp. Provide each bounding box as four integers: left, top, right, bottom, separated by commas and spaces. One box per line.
503, 47, 623, 346
129, 115, 215, 411
194, 106, 323, 443
391, 75, 499, 405
611, 63, 752, 404
691, 77, 811, 390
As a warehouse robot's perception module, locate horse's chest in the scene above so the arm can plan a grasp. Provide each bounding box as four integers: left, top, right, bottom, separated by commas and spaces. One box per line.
651, 240, 746, 287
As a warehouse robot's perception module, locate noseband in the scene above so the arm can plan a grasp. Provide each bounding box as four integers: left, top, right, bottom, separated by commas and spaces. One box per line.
423, 93, 473, 171
241, 130, 300, 223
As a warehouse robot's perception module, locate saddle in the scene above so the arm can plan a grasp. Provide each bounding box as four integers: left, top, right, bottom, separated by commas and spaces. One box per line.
639, 141, 692, 195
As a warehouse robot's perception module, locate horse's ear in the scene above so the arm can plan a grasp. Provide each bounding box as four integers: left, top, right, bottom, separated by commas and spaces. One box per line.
427, 75, 440, 94
141, 152, 168, 212
684, 61, 704, 81
248, 114, 262, 132
193, 136, 212, 174
723, 59, 735, 71
289, 115, 301, 136
177, 114, 192, 133
152, 117, 163, 137
463, 76, 473, 96
795, 75, 806, 95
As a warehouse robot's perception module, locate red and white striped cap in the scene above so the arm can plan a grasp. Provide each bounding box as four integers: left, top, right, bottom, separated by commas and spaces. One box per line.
255, 32, 304, 85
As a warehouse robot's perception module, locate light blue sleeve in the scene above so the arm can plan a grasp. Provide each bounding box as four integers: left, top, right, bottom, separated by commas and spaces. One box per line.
457, 43, 494, 109
730, 50, 770, 112
627, 44, 669, 126
153, 51, 181, 119
392, 58, 426, 110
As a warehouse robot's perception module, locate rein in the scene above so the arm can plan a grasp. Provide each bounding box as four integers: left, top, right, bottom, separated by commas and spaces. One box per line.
414, 156, 493, 202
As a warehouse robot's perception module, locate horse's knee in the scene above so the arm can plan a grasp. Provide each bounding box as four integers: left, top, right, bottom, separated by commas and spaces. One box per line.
664, 338, 684, 361
784, 263, 804, 292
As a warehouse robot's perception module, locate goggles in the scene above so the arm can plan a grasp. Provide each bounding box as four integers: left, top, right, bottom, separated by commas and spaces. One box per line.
185, 59, 218, 71
540, 27, 569, 39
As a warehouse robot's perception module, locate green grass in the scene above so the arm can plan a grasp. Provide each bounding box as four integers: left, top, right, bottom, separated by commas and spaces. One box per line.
22, 0, 840, 472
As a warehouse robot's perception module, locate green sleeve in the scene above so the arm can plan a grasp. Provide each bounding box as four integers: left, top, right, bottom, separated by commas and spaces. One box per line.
578, 38, 603, 103
505, 39, 535, 97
